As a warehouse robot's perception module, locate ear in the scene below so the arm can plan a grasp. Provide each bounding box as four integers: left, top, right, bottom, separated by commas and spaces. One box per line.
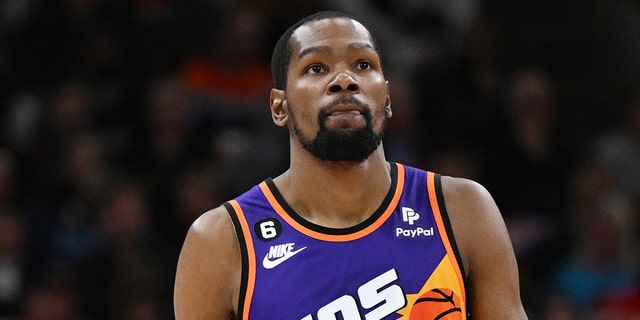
270, 89, 289, 126
384, 81, 392, 118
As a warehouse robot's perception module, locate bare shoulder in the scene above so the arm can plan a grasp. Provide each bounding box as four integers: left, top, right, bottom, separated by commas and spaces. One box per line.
441, 176, 505, 230
439, 176, 528, 319
188, 205, 238, 246
174, 205, 241, 319
439, 176, 496, 216
438, 176, 494, 268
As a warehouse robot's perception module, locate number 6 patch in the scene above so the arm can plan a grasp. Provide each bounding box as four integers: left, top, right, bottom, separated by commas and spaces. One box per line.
254, 218, 283, 241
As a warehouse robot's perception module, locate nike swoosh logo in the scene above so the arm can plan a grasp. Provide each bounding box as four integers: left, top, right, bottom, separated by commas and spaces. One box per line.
262, 246, 307, 269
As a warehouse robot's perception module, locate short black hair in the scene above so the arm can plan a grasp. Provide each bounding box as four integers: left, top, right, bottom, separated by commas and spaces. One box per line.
270, 11, 382, 90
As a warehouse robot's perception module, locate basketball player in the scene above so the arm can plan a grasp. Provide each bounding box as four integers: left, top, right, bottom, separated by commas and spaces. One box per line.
174, 11, 528, 319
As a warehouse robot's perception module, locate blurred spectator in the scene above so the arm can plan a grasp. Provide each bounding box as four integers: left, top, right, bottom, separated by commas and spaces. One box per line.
178, 4, 271, 106
144, 77, 189, 169
208, 124, 288, 196
483, 67, 574, 315
382, 75, 420, 164
0, 150, 17, 205
76, 179, 172, 319
590, 84, 640, 206
0, 207, 26, 317
22, 278, 81, 320
596, 289, 640, 319
48, 132, 111, 263
20, 260, 82, 320
46, 81, 94, 140
421, 145, 482, 182
2, 93, 44, 158
486, 67, 572, 224
411, 14, 506, 179
176, 4, 289, 195
551, 160, 639, 318
167, 165, 225, 248
574, 84, 640, 319
25, 81, 96, 194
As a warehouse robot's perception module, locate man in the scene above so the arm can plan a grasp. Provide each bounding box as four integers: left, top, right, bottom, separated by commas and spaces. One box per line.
174, 11, 528, 319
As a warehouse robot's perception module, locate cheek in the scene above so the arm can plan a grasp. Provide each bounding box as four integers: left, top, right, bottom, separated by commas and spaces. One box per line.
370, 83, 390, 115
285, 100, 319, 136
286, 80, 317, 111
370, 94, 391, 130
367, 76, 388, 102
372, 108, 388, 131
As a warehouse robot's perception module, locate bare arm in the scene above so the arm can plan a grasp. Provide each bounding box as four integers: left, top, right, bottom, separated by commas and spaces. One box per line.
174, 206, 240, 319
442, 176, 528, 319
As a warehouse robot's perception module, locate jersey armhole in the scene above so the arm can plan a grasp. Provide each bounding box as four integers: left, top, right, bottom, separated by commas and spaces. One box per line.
223, 201, 250, 320
432, 174, 468, 290
428, 172, 472, 320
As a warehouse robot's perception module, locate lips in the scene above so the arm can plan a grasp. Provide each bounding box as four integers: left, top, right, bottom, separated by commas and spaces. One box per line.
328, 109, 362, 116
326, 100, 365, 116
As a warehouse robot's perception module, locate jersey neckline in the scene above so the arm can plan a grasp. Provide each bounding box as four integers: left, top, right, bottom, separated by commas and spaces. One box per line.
259, 162, 404, 241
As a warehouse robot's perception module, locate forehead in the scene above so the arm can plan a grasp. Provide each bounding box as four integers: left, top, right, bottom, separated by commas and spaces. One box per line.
290, 18, 375, 57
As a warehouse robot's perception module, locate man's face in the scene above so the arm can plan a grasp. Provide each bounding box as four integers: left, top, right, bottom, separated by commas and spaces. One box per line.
281, 17, 391, 162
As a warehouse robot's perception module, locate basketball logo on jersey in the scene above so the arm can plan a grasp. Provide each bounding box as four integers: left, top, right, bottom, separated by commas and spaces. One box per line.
408, 288, 463, 319
397, 255, 467, 319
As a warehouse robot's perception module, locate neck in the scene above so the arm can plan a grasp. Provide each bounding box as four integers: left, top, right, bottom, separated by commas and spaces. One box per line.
273, 146, 392, 228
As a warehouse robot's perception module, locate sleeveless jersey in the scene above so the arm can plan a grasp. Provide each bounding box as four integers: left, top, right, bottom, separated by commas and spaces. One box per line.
225, 162, 468, 319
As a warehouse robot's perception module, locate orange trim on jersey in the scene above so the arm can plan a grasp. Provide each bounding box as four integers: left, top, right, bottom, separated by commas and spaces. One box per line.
258, 164, 405, 242
427, 172, 467, 307
229, 200, 256, 320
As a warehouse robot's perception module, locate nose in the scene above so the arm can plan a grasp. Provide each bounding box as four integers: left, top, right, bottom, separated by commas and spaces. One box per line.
327, 72, 359, 93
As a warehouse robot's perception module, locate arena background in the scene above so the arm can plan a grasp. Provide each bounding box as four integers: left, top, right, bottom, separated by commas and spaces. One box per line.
0, 0, 639, 319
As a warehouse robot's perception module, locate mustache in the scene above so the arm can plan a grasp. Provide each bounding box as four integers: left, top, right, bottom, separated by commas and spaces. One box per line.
319, 96, 372, 118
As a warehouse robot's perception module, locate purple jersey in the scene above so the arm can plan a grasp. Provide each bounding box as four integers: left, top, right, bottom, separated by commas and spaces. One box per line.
225, 163, 468, 319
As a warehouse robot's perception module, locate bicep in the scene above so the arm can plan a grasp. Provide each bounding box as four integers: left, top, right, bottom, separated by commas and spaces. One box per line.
443, 177, 528, 320
174, 207, 240, 320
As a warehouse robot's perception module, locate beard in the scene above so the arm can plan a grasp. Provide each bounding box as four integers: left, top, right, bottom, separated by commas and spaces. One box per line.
290, 97, 385, 162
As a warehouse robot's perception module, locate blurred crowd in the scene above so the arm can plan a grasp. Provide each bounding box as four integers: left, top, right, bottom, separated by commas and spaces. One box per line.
1, 0, 639, 319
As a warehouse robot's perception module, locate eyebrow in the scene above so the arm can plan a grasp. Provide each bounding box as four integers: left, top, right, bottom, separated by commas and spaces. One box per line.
297, 43, 377, 60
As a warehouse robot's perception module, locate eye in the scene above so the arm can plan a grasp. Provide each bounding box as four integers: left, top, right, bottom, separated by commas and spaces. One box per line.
356, 61, 371, 70
305, 64, 326, 74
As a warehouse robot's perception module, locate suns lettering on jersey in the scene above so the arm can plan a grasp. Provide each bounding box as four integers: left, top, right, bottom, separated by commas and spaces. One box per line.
301, 268, 407, 320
